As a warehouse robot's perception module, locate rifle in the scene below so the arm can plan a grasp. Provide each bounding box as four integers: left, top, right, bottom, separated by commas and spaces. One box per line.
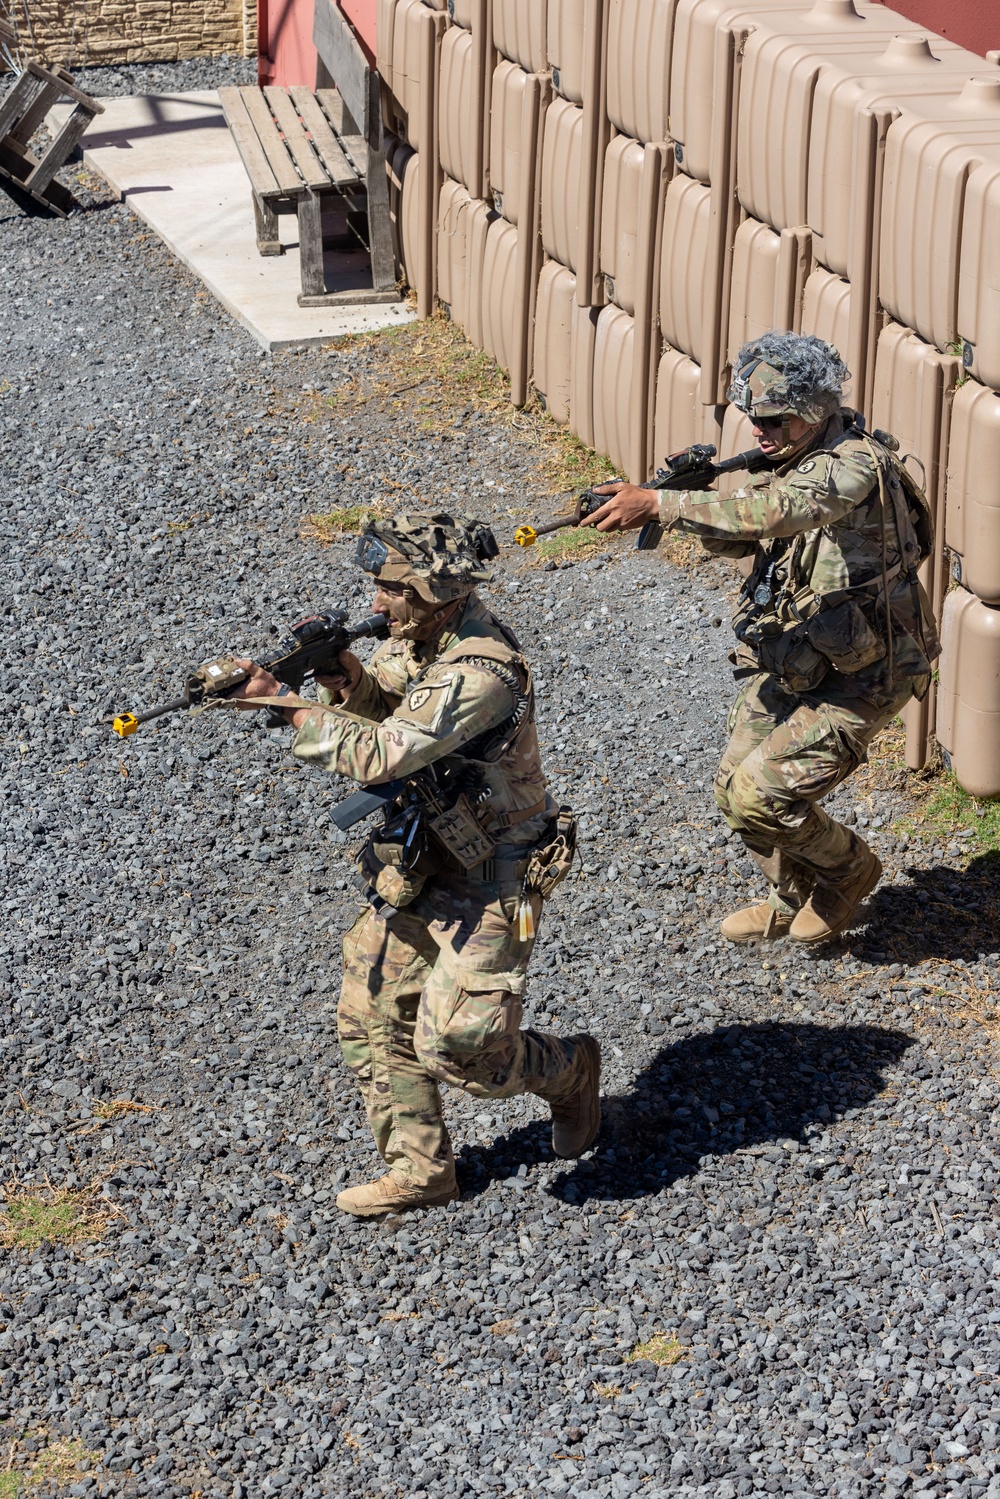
513, 443, 771, 552
330, 758, 493, 861
111, 610, 390, 738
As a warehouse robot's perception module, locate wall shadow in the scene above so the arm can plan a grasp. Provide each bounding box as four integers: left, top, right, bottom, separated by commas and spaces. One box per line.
456, 1021, 913, 1204
850, 851, 1000, 966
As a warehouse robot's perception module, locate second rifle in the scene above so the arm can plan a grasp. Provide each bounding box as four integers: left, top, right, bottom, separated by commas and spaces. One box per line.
514, 442, 770, 552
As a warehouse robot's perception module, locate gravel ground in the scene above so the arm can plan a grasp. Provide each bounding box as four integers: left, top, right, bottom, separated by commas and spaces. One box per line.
3, 58, 1000, 1499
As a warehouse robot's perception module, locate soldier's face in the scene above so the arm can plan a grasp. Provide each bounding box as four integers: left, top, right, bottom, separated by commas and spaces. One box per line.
373, 579, 457, 641
752, 412, 818, 459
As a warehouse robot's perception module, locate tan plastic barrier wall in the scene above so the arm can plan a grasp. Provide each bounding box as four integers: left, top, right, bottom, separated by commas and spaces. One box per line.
937, 590, 1000, 798
605, 0, 674, 143
945, 380, 1000, 605
376, 0, 1000, 793
437, 2, 493, 199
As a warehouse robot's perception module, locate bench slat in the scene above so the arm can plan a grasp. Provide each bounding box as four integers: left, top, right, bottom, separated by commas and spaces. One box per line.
238, 87, 302, 194
264, 86, 329, 190
288, 86, 358, 187
219, 87, 284, 197
316, 90, 368, 178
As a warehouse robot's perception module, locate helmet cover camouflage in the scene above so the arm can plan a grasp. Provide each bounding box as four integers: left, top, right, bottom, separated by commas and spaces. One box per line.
355, 512, 499, 604
728, 334, 849, 425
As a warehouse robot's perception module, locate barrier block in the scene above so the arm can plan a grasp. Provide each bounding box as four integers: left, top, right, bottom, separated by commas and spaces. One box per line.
600, 135, 667, 319
669, 0, 811, 186
605, 0, 674, 144
438, 2, 493, 198
737, 6, 943, 235
959, 150, 1000, 393
489, 59, 549, 226
727, 218, 811, 362
806, 36, 998, 280
653, 347, 722, 466
437, 176, 493, 342
548, 0, 603, 106
801, 267, 854, 405
936, 588, 1000, 799
945, 379, 1000, 605
658, 173, 712, 366
532, 259, 600, 438
493, 0, 547, 71
541, 96, 586, 272
879, 81, 1000, 359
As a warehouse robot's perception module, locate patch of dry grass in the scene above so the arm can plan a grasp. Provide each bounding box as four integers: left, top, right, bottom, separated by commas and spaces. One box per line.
308, 313, 618, 504
0, 1180, 121, 1253
0, 1434, 100, 1495
91, 1099, 159, 1122
591, 1382, 622, 1399
301, 502, 390, 544
527, 527, 621, 564
625, 1333, 687, 1367
489, 1319, 520, 1337
849, 719, 1000, 861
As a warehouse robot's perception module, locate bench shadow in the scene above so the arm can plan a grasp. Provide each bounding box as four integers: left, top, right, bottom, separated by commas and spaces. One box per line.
846, 850, 1000, 967
455, 1021, 913, 1204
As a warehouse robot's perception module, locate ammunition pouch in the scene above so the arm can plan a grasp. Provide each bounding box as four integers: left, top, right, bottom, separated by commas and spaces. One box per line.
427, 792, 496, 870
748, 622, 830, 694
807, 598, 886, 675
357, 832, 437, 909
523, 808, 578, 899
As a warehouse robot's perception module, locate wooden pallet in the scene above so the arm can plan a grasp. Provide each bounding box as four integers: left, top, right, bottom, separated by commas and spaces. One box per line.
0, 34, 104, 218
219, 83, 397, 307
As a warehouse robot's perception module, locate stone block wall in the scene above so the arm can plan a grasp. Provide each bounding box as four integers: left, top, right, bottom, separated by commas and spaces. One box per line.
0, 0, 257, 67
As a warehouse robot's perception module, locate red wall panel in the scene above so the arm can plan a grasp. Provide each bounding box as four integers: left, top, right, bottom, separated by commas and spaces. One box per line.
873, 0, 1000, 57
339, 0, 376, 59
258, 0, 317, 86
259, 0, 376, 87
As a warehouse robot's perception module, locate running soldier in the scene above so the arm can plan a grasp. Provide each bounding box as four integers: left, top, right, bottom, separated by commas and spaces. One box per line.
582, 332, 939, 946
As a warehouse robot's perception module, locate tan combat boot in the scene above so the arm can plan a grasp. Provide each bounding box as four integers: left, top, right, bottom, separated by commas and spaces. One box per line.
719, 903, 792, 943
544, 1035, 602, 1158
336, 1173, 459, 1218
789, 850, 883, 946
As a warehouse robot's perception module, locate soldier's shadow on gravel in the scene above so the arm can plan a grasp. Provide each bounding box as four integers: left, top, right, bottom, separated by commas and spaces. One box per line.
457, 1022, 912, 1203
852, 851, 1000, 965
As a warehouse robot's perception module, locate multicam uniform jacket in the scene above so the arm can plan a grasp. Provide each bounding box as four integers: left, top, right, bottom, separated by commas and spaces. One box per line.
658, 410, 940, 700
291, 594, 551, 862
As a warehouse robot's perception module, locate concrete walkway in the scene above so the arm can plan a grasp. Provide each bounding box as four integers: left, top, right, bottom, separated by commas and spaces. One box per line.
52, 90, 415, 351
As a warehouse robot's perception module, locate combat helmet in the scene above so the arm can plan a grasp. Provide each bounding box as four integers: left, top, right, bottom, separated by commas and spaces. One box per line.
355, 512, 499, 604
728, 332, 850, 431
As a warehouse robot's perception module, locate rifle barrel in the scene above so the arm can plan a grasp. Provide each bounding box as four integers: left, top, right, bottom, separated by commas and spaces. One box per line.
134, 696, 190, 724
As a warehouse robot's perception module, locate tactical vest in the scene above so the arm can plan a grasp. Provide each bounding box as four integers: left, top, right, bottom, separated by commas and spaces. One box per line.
734, 424, 937, 694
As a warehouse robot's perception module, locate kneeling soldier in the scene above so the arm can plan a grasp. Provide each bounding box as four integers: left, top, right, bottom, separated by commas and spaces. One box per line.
236, 513, 600, 1215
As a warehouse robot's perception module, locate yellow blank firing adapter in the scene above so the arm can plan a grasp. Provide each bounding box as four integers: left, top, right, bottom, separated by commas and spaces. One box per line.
113, 713, 140, 738
514, 525, 538, 547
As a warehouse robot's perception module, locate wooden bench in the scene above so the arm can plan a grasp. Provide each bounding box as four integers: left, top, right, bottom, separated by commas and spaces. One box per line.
0, 21, 104, 218
219, 83, 397, 308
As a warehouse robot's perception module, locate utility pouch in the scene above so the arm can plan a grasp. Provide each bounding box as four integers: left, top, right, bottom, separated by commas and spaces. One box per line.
357, 835, 430, 908
755, 626, 829, 694
524, 808, 578, 899
807, 600, 886, 675
428, 794, 496, 871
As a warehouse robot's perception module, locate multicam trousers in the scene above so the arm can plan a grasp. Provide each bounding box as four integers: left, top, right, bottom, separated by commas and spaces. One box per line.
338, 881, 577, 1191
714, 670, 922, 916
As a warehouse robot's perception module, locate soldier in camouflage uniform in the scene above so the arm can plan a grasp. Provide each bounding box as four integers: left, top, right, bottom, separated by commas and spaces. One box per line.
234, 513, 600, 1216
583, 332, 939, 946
